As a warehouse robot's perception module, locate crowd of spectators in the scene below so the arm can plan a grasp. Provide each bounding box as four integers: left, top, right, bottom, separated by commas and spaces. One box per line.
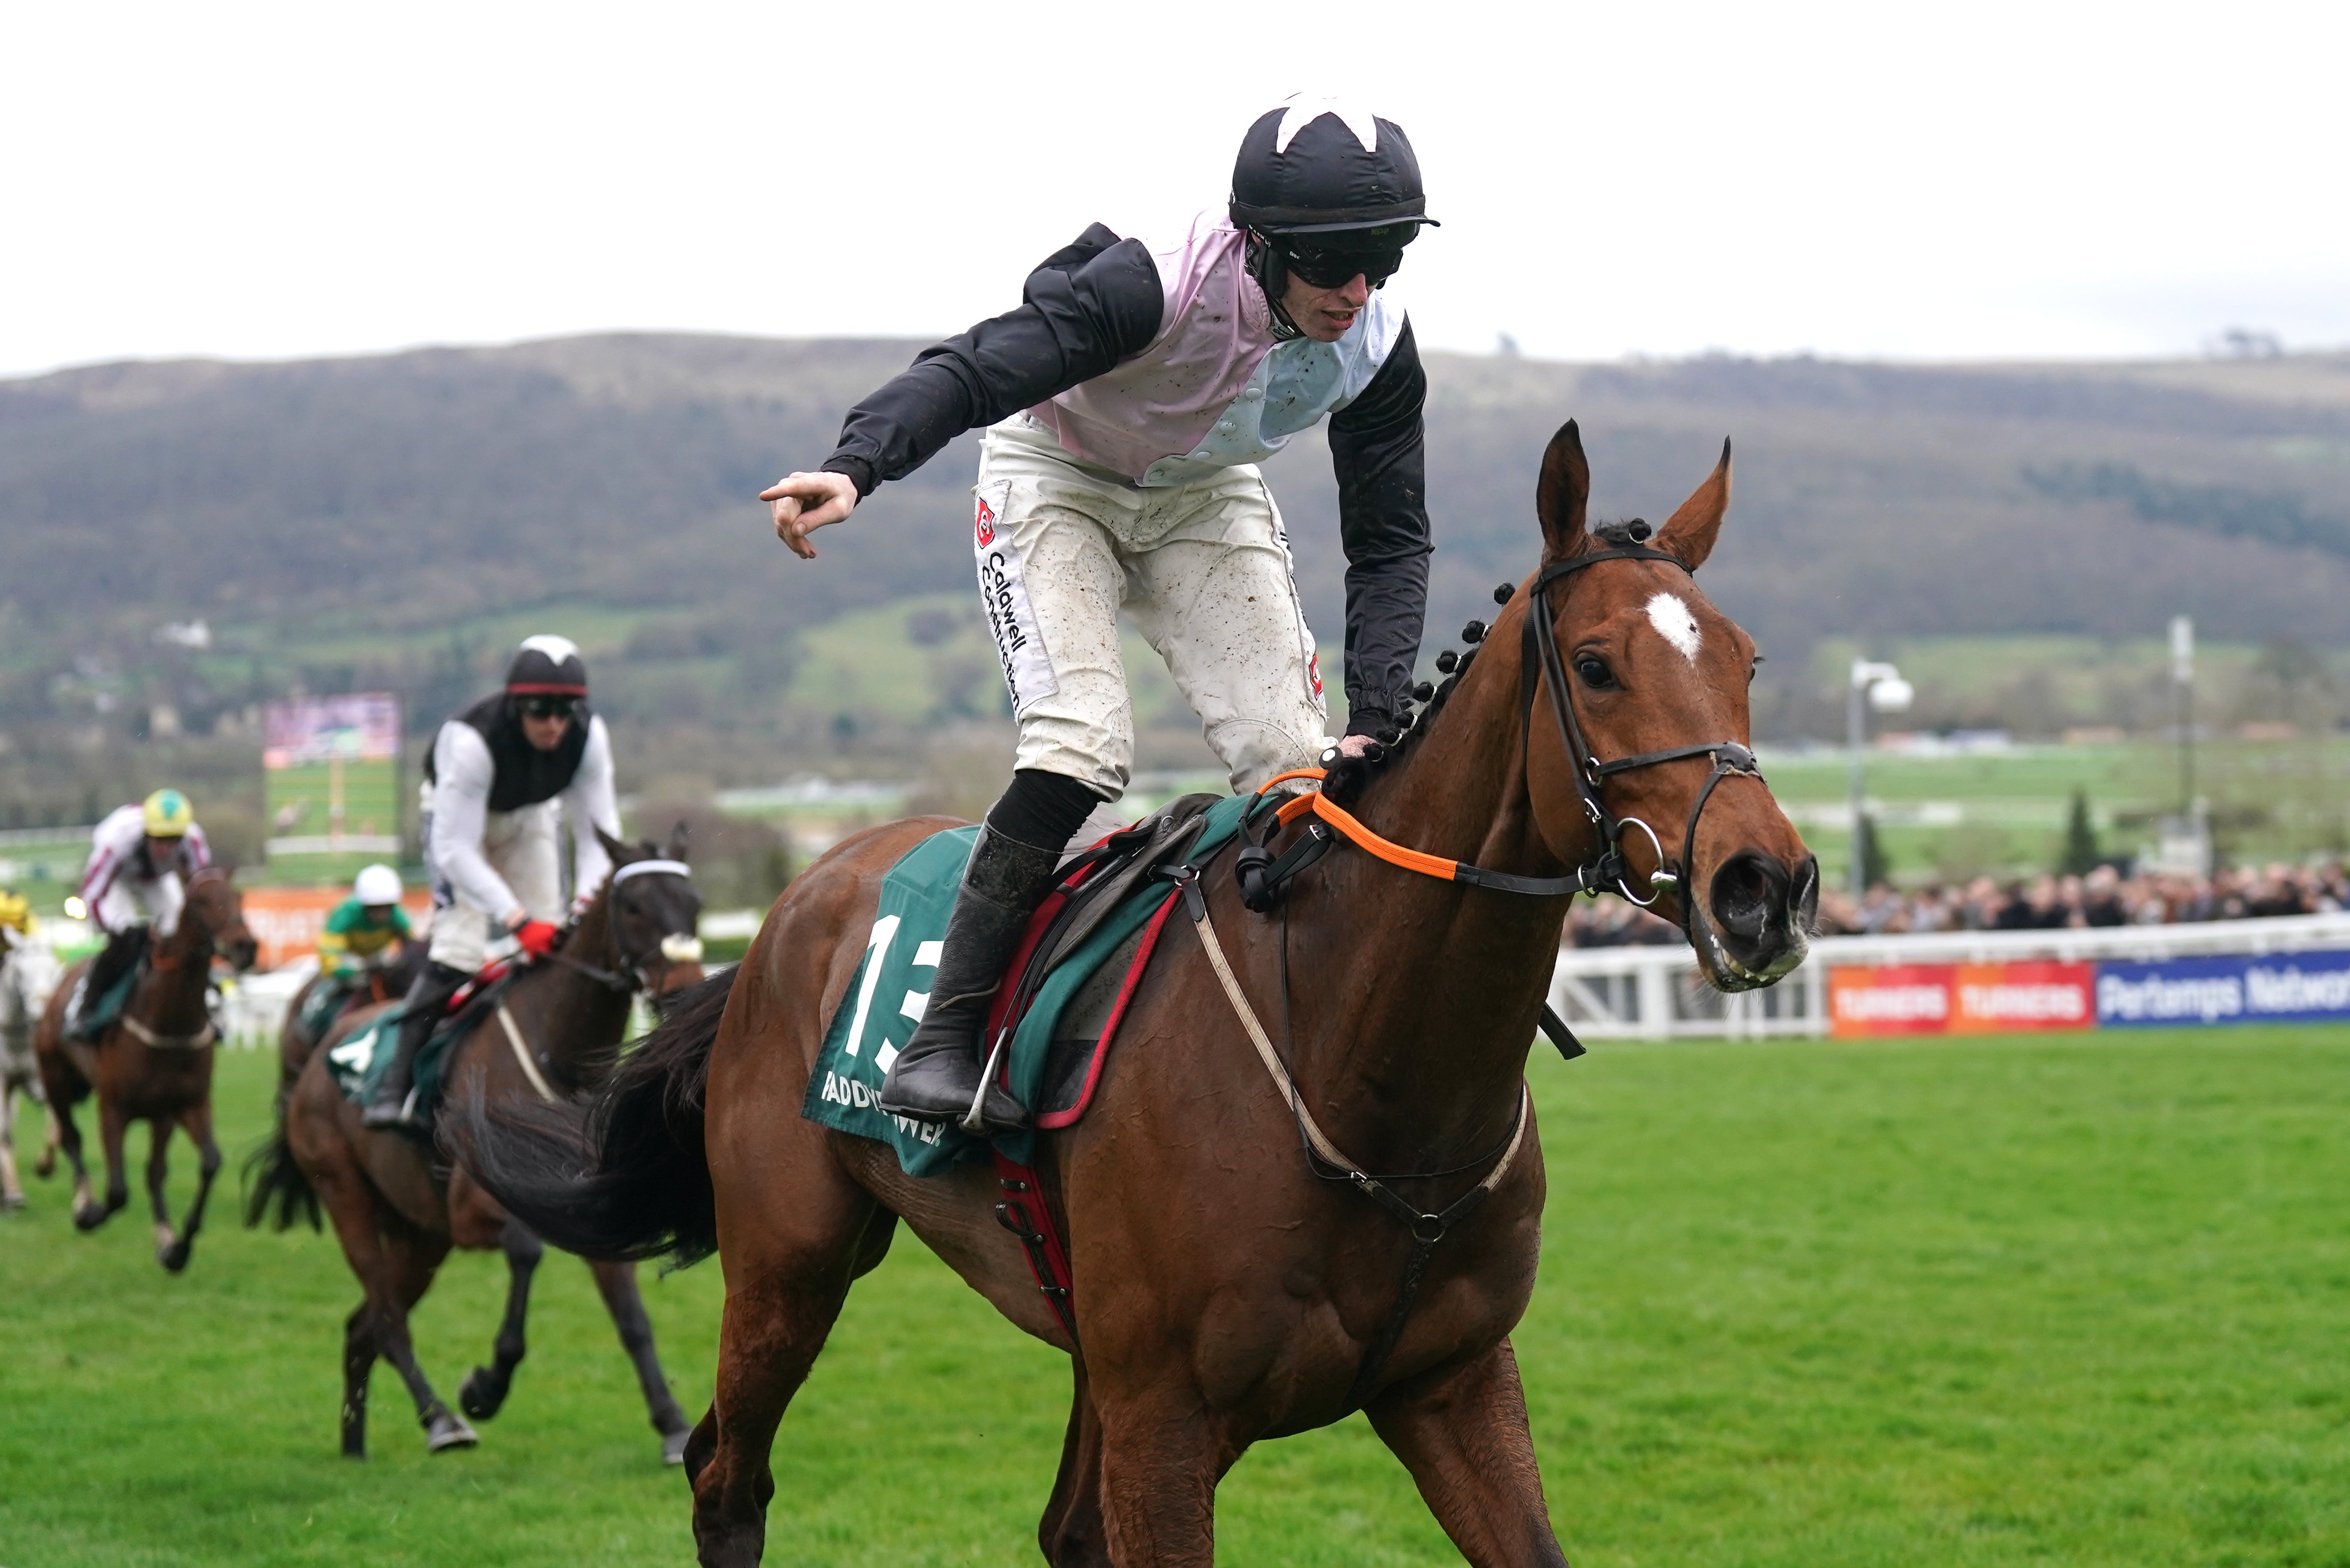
1563, 860, 2350, 947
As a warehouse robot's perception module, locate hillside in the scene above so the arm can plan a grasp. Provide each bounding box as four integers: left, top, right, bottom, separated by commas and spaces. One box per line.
4, 334, 2348, 839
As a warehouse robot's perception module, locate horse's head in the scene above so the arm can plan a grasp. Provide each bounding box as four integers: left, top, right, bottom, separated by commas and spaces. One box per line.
183, 867, 259, 973
595, 824, 706, 1003
1522, 419, 1817, 988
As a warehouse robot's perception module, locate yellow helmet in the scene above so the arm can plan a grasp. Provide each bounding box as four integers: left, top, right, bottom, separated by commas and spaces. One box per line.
142, 789, 195, 837
0, 889, 31, 933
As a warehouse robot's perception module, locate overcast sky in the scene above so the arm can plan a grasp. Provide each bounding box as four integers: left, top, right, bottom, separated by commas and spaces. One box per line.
5, 0, 2343, 379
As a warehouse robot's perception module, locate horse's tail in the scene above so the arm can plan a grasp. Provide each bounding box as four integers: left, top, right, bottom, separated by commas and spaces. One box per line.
450, 968, 731, 1267
242, 1096, 320, 1232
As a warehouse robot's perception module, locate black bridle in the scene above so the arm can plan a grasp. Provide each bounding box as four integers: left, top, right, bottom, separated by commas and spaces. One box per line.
1518, 546, 1772, 989
543, 859, 702, 996
1234, 542, 1774, 990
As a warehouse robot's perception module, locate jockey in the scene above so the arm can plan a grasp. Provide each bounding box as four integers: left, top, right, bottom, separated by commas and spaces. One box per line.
318, 863, 413, 978
761, 98, 1435, 1130
303, 863, 413, 1043
0, 889, 33, 956
67, 789, 211, 1041
364, 636, 620, 1129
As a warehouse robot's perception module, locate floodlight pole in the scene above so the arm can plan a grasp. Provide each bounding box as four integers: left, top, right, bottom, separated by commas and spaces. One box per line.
1847, 658, 1908, 901
2169, 615, 2194, 817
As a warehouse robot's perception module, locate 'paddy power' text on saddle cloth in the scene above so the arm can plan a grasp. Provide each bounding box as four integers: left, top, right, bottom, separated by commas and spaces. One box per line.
801, 794, 1253, 1176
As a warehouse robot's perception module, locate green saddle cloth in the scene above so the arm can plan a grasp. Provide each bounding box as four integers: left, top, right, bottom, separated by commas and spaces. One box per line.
324, 1001, 472, 1130
801, 792, 1251, 1176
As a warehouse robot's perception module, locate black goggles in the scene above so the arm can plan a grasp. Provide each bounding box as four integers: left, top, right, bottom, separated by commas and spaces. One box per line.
516, 695, 579, 720
1282, 243, 1406, 290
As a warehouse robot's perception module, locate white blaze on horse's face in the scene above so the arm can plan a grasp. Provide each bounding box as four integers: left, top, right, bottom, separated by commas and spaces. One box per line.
1644, 592, 1703, 664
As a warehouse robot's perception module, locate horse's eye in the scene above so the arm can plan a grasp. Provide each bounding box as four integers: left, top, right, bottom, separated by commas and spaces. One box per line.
1575, 655, 1615, 690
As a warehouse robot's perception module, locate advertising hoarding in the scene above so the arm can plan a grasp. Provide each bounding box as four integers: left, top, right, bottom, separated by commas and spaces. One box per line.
262, 693, 403, 883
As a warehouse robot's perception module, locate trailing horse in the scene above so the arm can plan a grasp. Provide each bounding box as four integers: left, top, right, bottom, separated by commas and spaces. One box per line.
462, 420, 1817, 1566
32, 868, 258, 1269
245, 831, 711, 1460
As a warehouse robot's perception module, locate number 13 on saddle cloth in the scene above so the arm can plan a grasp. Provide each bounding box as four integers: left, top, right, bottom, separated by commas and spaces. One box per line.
802, 796, 1253, 1174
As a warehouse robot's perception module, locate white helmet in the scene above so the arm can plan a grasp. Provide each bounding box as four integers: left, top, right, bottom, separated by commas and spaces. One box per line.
353, 863, 403, 907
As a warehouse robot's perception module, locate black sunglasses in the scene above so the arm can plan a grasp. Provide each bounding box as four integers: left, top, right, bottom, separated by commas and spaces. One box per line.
1282, 242, 1408, 291
517, 696, 578, 720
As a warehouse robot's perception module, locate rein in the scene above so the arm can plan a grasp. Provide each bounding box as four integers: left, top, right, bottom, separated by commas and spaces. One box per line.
1236, 542, 1774, 991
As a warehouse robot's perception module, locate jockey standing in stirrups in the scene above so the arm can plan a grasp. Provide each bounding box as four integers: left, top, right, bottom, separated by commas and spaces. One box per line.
364, 637, 621, 1129
761, 99, 1436, 1131
66, 789, 211, 1042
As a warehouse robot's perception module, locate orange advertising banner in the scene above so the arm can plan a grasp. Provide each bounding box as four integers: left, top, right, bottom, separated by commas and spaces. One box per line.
240, 886, 433, 971
1950, 961, 2095, 1033
1829, 963, 1954, 1037
1831, 959, 2097, 1037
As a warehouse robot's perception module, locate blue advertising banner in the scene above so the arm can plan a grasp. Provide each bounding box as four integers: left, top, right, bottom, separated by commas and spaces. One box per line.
2095, 948, 2350, 1029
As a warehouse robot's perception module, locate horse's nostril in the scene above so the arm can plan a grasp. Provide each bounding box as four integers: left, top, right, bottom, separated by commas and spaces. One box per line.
1709, 852, 1790, 942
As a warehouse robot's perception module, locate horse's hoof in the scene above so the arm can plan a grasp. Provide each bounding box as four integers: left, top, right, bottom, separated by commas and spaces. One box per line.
458, 1369, 504, 1421
1, 1191, 25, 1213
72, 1204, 105, 1232
425, 1413, 479, 1453
159, 1238, 194, 1273
33, 1154, 54, 1180
661, 1426, 690, 1466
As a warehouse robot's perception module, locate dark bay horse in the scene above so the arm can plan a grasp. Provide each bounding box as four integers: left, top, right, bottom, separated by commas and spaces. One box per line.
246, 832, 709, 1459
32, 868, 258, 1269
466, 420, 1818, 1565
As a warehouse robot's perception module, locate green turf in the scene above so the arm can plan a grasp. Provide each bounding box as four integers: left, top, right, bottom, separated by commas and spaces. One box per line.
5, 1029, 2347, 1565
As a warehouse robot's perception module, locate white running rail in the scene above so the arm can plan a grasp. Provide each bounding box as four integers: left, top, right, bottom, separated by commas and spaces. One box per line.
1549, 913, 2350, 1040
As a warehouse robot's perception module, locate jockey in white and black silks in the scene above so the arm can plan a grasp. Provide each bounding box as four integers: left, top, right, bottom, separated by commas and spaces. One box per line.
364, 635, 621, 1129
761, 99, 1437, 1130
66, 789, 211, 1042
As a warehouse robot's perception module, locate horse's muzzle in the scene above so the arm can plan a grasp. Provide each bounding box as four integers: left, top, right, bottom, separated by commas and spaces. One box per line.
1704, 850, 1817, 985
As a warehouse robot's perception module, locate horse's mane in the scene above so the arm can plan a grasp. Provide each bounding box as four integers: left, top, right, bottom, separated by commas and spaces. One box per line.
1320, 520, 1662, 811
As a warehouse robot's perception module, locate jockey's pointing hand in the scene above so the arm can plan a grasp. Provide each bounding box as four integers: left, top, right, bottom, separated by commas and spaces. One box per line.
761, 471, 859, 560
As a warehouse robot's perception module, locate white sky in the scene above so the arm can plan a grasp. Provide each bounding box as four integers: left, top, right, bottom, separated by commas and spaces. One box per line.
4, 0, 2344, 379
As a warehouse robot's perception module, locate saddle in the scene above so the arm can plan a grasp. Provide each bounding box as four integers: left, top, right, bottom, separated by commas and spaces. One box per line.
325, 969, 518, 1130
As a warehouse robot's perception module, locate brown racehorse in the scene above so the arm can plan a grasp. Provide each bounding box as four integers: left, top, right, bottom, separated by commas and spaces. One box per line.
245, 831, 709, 1459
463, 420, 1819, 1566
33, 868, 259, 1271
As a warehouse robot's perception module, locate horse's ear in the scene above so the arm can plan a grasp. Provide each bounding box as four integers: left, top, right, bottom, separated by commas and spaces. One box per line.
1535, 418, 1591, 561
1656, 438, 1732, 572
596, 825, 631, 862
664, 820, 691, 862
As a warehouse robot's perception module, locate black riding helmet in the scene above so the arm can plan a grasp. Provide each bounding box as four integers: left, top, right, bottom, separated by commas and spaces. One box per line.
1229, 99, 1437, 333
505, 634, 588, 717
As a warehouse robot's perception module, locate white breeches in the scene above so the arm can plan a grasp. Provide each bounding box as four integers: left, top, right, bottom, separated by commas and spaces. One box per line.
972, 414, 1333, 800
423, 801, 562, 974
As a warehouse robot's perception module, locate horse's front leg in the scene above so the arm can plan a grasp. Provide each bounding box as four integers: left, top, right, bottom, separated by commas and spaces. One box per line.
458, 1213, 543, 1422
586, 1257, 694, 1463
143, 1113, 176, 1259
158, 1101, 223, 1272
1092, 1386, 1231, 1568
1037, 1362, 1112, 1567
0, 1082, 23, 1210
76, 1094, 130, 1230
1365, 1337, 1568, 1567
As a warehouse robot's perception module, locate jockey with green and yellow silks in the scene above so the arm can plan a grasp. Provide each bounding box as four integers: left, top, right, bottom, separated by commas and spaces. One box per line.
318, 864, 413, 976
299, 864, 413, 1042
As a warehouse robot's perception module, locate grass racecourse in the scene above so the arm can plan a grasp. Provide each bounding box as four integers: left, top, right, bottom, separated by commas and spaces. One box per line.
5, 1028, 2348, 1566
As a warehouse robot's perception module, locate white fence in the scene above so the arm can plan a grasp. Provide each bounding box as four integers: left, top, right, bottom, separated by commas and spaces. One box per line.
1548, 913, 2350, 1041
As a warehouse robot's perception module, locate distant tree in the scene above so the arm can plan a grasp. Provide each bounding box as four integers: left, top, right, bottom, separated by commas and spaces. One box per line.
2059, 787, 2101, 876
1856, 810, 1892, 889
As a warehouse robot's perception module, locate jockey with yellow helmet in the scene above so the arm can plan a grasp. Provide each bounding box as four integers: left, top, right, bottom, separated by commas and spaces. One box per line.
66, 789, 211, 1041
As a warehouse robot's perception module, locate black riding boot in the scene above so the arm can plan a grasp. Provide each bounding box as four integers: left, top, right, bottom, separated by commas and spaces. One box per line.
876, 826, 1064, 1132
363, 962, 467, 1130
